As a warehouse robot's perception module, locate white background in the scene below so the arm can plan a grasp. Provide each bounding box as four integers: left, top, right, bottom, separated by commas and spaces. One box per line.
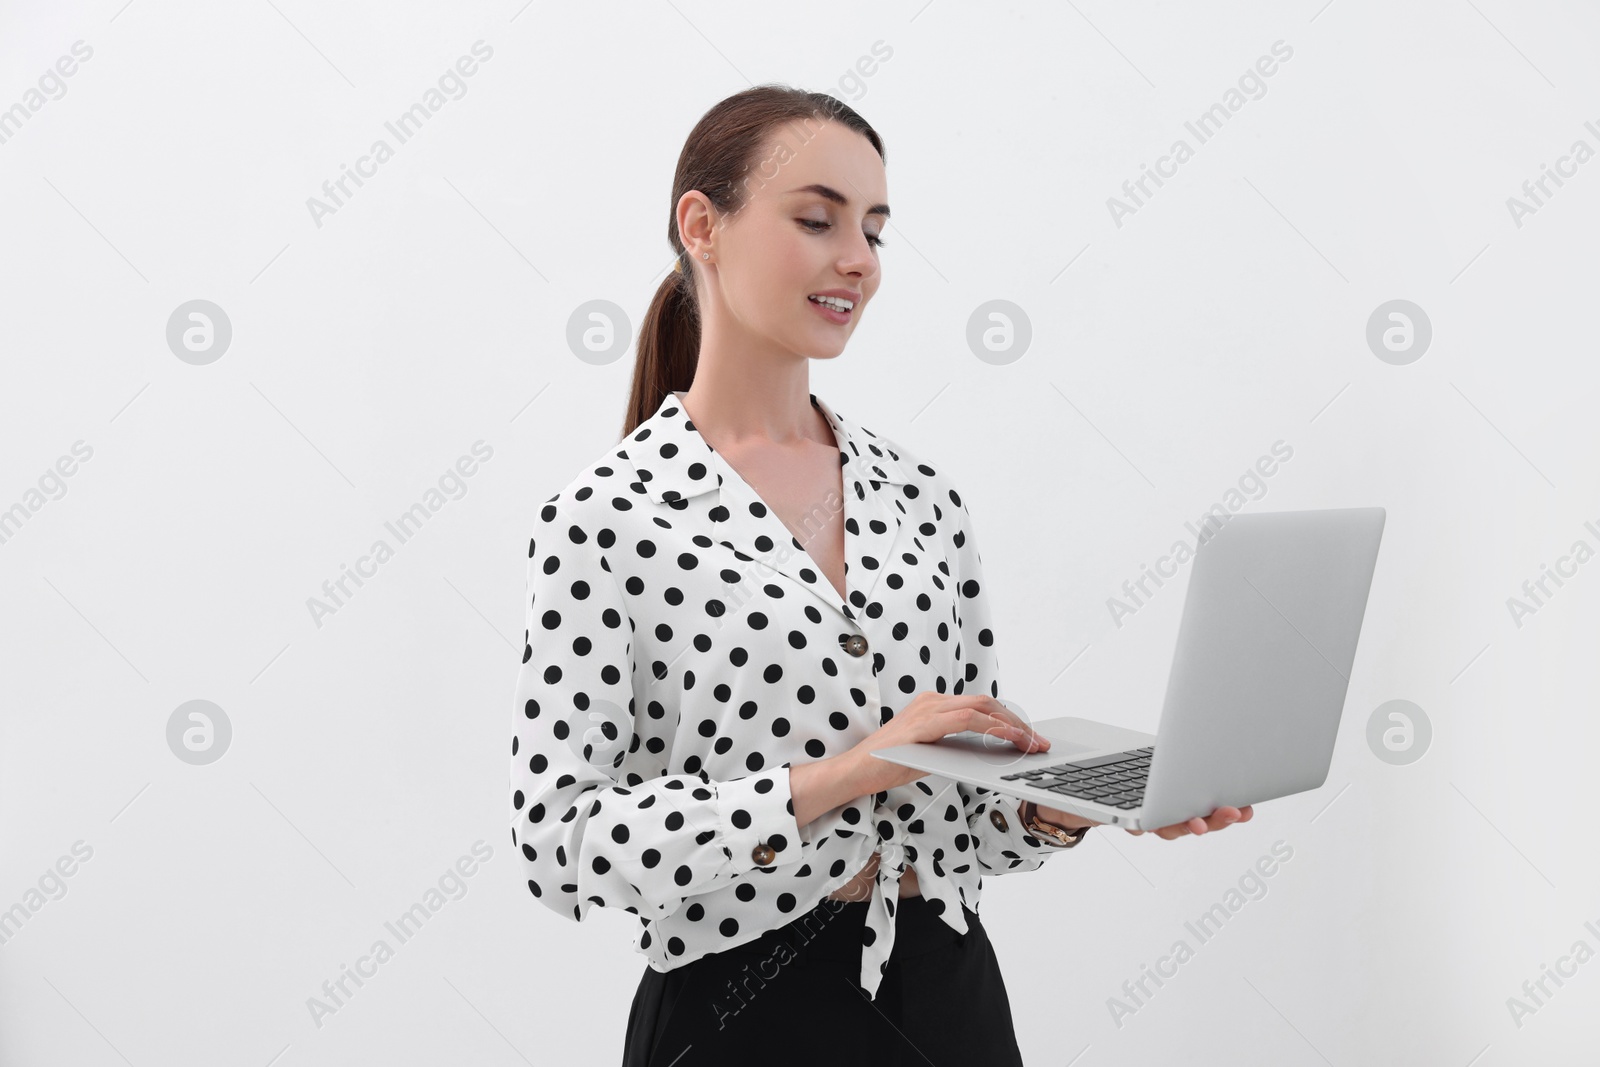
2, 1, 1598, 1064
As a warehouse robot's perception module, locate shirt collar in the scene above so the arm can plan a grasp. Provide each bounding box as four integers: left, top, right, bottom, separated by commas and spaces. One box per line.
625, 390, 912, 507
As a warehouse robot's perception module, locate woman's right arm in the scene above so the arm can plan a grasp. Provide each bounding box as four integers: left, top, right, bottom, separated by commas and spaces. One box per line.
787, 755, 872, 829
510, 498, 863, 923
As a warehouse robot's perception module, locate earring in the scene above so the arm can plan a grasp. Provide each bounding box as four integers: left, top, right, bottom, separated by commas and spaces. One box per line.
702, 252, 709, 260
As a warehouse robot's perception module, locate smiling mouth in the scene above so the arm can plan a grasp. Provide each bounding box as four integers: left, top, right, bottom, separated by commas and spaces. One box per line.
807, 295, 854, 322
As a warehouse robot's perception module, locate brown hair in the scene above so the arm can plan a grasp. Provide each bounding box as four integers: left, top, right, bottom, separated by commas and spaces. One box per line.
619, 84, 886, 439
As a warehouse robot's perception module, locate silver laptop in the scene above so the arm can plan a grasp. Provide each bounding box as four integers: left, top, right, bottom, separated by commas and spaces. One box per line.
870, 506, 1387, 831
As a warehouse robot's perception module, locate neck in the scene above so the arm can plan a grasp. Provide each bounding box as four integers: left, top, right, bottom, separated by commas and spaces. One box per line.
676, 376, 829, 451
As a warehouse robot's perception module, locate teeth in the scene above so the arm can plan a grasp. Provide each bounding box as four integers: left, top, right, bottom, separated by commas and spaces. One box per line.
809, 295, 854, 311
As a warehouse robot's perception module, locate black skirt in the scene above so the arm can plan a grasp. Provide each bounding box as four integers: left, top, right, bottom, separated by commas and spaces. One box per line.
621, 893, 1026, 1067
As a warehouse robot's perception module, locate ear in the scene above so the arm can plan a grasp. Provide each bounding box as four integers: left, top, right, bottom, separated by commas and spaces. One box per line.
675, 190, 718, 258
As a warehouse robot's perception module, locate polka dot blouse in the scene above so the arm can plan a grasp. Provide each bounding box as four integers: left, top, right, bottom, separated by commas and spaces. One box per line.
509, 390, 1078, 1002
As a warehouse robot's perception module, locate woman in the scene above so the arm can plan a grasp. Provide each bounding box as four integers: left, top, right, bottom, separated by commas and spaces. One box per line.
510, 85, 1251, 1066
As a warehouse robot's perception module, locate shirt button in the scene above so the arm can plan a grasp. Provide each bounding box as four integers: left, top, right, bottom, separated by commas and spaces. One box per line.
752, 843, 775, 866
990, 809, 1009, 833
843, 634, 869, 657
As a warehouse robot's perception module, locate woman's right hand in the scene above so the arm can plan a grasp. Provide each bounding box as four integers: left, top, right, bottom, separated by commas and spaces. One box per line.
841, 692, 1051, 796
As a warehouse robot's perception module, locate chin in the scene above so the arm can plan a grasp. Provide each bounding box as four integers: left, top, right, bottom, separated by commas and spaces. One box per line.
802, 340, 850, 361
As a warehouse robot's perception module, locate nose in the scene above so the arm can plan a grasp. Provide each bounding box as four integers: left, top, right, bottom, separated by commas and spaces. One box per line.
838, 236, 877, 281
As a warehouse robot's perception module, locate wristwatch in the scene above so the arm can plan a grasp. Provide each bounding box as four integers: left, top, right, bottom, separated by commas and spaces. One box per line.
1019, 800, 1091, 847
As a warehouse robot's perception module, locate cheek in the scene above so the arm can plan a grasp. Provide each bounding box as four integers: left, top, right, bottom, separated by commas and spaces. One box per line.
773, 236, 822, 289
734, 229, 800, 288
733, 250, 813, 326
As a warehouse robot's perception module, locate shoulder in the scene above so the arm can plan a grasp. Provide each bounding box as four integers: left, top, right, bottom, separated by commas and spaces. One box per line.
531, 444, 641, 534
854, 421, 970, 521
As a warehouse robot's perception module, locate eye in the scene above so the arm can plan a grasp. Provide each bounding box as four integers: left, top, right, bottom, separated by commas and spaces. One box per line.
798, 219, 887, 249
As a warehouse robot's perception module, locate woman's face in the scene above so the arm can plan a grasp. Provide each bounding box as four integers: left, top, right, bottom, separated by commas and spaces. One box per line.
689, 119, 888, 362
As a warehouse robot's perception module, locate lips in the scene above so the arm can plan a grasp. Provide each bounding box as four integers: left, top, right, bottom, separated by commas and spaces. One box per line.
807, 296, 851, 324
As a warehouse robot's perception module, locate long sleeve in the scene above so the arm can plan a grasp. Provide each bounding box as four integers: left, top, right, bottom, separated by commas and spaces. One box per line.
940, 474, 1080, 874
510, 497, 808, 923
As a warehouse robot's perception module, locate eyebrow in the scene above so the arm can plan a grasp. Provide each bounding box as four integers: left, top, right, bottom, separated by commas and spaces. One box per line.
786, 183, 890, 220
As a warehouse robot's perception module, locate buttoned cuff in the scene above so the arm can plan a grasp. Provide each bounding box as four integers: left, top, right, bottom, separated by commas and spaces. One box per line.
718, 763, 806, 871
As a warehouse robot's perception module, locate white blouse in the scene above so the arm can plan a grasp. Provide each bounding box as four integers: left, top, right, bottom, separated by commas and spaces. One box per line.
509, 389, 1077, 1001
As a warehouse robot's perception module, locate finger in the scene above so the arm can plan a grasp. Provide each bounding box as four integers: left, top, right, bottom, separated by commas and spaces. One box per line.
971, 704, 1030, 737
1001, 716, 1049, 751
962, 708, 1049, 751
1208, 807, 1244, 832
977, 700, 1050, 748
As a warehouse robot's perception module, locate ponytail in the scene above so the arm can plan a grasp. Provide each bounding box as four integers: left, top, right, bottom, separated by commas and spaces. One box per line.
622, 252, 702, 439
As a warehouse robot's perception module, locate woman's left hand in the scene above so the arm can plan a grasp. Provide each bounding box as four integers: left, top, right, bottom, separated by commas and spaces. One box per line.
1035, 803, 1255, 840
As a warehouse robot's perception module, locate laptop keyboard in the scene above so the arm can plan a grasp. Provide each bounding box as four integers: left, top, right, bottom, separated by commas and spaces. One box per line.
999, 746, 1154, 809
